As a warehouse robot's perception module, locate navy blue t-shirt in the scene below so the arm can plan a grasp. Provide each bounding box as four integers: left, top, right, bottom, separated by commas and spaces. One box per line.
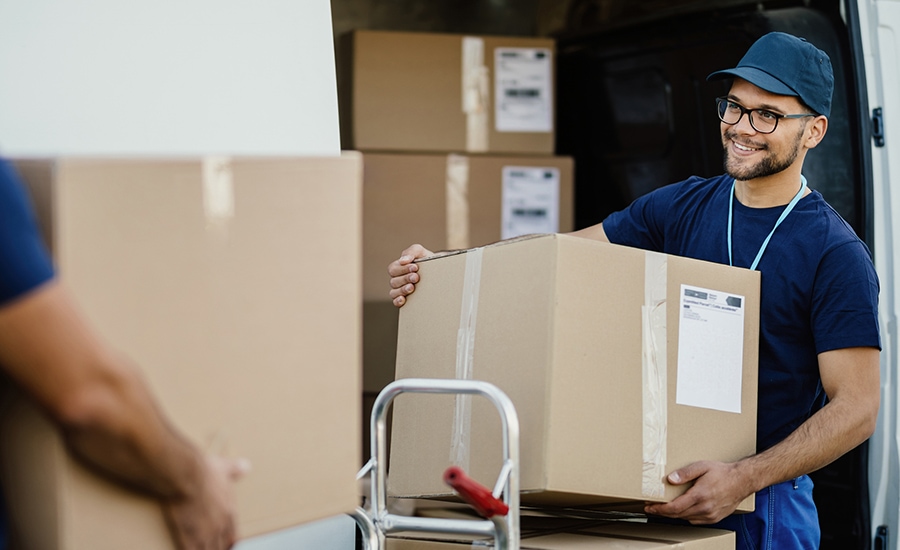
0, 158, 55, 549
0, 159, 55, 305
603, 174, 881, 451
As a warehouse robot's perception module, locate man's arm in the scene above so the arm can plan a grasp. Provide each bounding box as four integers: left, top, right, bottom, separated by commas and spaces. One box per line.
0, 280, 246, 549
388, 223, 610, 307
645, 346, 880, 524
566, 223, 609, 243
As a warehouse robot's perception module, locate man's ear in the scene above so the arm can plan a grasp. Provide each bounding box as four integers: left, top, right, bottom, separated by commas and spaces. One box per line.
805, 115, 829, 149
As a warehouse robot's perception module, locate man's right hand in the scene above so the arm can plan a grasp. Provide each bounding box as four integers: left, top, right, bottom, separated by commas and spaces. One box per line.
388, 244, 434, 307
163, 454, 249, 550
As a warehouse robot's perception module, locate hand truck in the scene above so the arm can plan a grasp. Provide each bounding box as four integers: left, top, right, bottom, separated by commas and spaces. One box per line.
352, 378, 521, 550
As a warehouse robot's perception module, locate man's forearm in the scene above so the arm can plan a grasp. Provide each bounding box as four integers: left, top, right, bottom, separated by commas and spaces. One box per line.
0, 282, 243, 549
0, 282, 204, 500
645, 347, 879, 524
58, 358, 205, 500
736, 346, 879, 493
735, 386, 878, 494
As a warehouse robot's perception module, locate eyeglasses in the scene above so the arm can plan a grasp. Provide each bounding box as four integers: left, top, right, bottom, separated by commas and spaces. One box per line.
716, 97, 815, 134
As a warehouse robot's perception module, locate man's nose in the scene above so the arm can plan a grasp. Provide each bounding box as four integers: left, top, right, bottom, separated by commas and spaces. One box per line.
732, 111, 758, 134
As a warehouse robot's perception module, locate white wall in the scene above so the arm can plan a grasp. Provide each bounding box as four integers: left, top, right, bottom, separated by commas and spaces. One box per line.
0, 0, 340, 157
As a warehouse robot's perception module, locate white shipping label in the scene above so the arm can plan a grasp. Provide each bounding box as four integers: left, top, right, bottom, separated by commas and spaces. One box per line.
676, 285, 745, 413
494, 47, 553, 132
501, 166, 560, 239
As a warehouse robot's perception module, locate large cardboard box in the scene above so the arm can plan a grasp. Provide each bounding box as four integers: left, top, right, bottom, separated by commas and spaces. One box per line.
386, 521, 735, 549
0, 156, 362, 549
389, 234, 759, 511
340, 30, 556, 155
362, 153, 574, 394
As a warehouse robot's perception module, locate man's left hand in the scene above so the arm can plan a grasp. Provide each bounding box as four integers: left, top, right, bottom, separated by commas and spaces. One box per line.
643, 460, 751, 524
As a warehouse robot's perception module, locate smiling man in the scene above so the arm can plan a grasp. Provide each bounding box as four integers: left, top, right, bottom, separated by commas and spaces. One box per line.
388, 32, 881, 549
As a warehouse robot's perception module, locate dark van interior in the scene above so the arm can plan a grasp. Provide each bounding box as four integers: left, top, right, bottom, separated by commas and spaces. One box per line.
554, 1, 873, 548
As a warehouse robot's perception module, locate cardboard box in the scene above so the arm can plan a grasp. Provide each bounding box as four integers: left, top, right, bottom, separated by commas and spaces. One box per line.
340, 30, 556, 155
362, 153, 574, 301
362, 153, 574, 394
386, 521, 736, 549
389, 234, 759, 511
0, 156, 363, 549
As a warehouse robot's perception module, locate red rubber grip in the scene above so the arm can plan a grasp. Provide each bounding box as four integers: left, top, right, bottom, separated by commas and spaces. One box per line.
443, 466, 509, 518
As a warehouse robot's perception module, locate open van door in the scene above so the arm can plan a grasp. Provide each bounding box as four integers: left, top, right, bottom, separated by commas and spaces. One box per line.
856, 0, 900, 547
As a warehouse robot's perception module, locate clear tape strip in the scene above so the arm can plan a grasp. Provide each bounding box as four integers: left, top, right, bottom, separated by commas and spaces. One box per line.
446, 155, 470, 251
462, 36, 489, 152
450, 247, 484, 471
202, 156, 235, 225
642, 251, 668, 498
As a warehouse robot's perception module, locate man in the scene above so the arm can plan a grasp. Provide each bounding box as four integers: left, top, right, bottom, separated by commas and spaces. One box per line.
387, 32, 880, 548
0, 158, 247, 549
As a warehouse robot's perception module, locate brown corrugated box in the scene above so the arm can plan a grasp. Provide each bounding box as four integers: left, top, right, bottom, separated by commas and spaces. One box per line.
362, 153, 574, 394
340, 30, 556, 155
389, 234, 759, 512
386, 521, 735, 549
0, 156, 363, 549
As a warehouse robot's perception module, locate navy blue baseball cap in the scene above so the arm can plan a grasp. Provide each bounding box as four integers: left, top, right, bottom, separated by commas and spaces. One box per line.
707, 32, 834, 117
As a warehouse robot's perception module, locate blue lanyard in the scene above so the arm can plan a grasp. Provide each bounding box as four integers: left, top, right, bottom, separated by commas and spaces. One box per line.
728, 175, 807, 271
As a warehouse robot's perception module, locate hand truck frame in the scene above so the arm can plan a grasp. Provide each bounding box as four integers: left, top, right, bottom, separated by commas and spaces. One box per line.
353, 378, 521, 550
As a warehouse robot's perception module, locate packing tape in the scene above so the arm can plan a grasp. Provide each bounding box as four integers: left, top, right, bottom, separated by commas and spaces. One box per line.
642, 251, 668, 498
445, 155, 470, 250
202, 156, 235, 226
461, 36, 489, 152
450, 246, 484, 471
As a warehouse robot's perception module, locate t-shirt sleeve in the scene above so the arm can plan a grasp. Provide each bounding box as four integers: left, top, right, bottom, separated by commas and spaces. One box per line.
811, 240, 881, 353
0, 159, 55, 305
601, 182, 679, 252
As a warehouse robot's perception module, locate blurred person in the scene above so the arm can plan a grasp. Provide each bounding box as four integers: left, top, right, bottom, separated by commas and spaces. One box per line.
0, 158, 247, 550
387, 32, 880, 549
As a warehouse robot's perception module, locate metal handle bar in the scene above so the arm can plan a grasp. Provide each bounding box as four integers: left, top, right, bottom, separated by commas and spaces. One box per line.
358, 378, 521, 550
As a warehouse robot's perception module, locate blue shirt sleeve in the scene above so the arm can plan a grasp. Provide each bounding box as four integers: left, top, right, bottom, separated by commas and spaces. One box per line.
811, 239, 881, 353
602, 186, 669, 251
600, 175, 736, 266
0, 159, 55, 305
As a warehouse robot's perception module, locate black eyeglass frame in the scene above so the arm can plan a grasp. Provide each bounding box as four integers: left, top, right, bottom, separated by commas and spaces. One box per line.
715, 97, 816, 134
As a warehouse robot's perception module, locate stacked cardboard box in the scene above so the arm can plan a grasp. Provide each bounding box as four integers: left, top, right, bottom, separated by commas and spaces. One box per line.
340, 30, 556, 155
1, 156, 362, 549
362, 153, 574, 394
340, 30, 573, 401
389, 235, 759, 512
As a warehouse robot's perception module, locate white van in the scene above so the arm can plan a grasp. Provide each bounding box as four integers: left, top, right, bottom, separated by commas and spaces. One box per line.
554, 1, 898, 547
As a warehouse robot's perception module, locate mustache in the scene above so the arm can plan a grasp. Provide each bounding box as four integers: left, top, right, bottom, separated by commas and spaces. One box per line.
724, 130, 767, 150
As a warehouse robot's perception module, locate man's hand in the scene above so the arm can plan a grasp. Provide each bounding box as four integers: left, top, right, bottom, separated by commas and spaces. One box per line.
388, 244, 434, 307
163, 455, 249, 550
643, 460, 753, 525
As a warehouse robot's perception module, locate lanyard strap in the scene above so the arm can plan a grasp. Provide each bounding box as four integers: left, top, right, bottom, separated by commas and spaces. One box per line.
728, 175, 807, 271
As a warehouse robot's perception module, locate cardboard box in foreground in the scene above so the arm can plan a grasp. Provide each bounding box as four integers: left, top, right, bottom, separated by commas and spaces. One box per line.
0, 156, 362, 549
389, 234, 759, 511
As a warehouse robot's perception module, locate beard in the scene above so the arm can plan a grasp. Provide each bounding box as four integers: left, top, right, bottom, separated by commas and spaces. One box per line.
722, 127, 804, 181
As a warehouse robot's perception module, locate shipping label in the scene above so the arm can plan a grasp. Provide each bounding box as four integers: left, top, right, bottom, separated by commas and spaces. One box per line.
494, 47, 553, 132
